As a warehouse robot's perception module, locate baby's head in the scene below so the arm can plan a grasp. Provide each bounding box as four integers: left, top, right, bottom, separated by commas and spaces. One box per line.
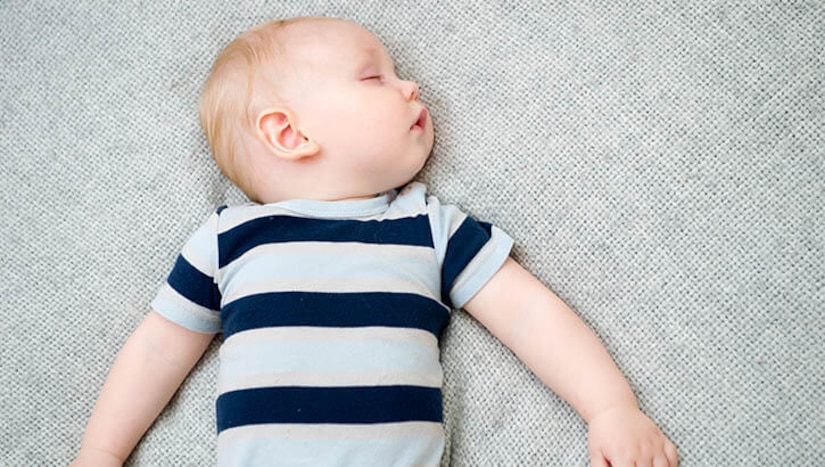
199, 17, 434, 203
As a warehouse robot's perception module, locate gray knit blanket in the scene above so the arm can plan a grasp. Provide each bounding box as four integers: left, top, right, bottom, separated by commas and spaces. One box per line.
1, 1, 822, 465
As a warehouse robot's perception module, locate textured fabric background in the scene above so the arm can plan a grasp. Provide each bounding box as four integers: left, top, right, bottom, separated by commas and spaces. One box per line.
1, 1, 823, 465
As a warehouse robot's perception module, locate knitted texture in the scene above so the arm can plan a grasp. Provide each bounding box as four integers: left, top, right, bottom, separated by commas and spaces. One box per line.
1, 1, 822, 465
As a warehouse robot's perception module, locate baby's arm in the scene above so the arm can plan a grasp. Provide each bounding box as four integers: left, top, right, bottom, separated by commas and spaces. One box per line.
464, 258, 678, 466
71, 311, 214, 466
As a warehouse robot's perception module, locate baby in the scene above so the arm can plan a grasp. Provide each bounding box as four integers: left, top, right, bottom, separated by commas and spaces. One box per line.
72, 16, 678, 466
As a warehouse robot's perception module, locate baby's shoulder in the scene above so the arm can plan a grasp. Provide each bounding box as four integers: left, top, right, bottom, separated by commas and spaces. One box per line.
207, 202, 281, 235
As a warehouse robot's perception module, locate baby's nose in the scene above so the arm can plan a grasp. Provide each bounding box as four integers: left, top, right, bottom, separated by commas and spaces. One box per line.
401, 80, 419, 101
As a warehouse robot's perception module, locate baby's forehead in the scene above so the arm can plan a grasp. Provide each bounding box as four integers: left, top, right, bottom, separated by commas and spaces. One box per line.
280, 18, 389, 62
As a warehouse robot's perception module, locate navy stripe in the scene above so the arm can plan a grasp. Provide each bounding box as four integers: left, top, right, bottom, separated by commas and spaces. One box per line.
218, 215, 433, 268
221, 292, 450, 339
441, 218, 493, 307
216, 386, 442, 432
167, 254, 221, 310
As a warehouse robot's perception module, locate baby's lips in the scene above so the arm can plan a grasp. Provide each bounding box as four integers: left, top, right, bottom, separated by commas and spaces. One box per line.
412, 108, 429, 130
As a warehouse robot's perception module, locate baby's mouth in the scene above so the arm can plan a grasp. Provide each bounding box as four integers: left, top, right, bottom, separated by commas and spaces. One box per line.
411, 108, 428, 131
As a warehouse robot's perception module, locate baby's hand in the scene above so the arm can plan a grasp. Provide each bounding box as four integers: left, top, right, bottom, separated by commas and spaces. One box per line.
587, 405, 678, 467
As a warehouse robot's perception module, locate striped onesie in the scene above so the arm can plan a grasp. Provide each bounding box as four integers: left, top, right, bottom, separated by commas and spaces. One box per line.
151, 182, 513, 466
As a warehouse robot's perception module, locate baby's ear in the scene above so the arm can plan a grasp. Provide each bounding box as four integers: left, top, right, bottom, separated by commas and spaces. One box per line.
255, 107, 320, 160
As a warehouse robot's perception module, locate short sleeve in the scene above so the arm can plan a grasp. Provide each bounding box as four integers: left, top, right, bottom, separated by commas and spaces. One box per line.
150, 210, 222, 334
427, 196, 514, 309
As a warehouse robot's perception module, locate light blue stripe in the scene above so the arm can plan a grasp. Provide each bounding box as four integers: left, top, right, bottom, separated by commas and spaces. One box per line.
180, 212, 218, 275
220, 242, 439, 296
217, 423, 443, 467
151, 284, 221, 334
219, 334, 440, 390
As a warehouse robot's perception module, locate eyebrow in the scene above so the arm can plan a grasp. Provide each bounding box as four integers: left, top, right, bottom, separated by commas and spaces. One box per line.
355, 48, 382, 74
358, 47, 381, 62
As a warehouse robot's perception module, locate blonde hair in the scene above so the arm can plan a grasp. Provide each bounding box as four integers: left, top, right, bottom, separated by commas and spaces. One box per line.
198, 18, 306, 199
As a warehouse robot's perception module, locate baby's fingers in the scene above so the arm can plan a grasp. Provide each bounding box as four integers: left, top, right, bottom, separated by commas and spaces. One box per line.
588, 450, 609, 467
592, 439, 677, 467
646, 437, 678, 467
651, 439, 679, 467
664, 438, 679, 466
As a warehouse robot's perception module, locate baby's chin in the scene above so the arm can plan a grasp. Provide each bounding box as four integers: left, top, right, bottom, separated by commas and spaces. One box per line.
357, 176, 421, 198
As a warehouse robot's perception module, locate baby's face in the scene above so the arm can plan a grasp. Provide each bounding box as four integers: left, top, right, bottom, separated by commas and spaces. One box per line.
278, 19, 434, 198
